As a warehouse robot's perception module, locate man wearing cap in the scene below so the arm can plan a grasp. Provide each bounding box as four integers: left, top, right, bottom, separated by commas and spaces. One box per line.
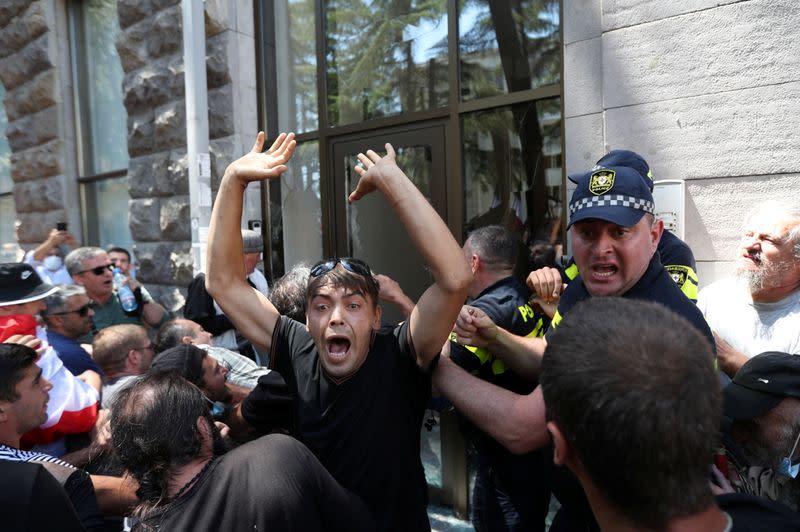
184, 229, 269, 362
434, 163, 714, 529
529, 150, 699, 309
723, 352, 800, 511
65, 247, 167, 341
0, 263, 100, 455
698, 200, 800, 377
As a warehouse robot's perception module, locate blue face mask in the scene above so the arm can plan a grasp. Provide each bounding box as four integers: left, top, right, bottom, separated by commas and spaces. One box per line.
43, 255, 63, 272
204, 396, 228, 418
776, 430, 800, 478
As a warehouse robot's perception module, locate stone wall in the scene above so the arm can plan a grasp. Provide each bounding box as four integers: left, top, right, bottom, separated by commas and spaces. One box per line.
117, 0, 258, 311
0, 0, 78, 244
563, 0, 800, 285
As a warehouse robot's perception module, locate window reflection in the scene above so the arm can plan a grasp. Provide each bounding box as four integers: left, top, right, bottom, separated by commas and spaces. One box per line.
82, 0, 129, 174
275, 0, 318, 133
462, 98, 563, 268
325, 0, 449, 126
280, 141, 323, 270
459, 0, 561, 101
84, 177, 133, 250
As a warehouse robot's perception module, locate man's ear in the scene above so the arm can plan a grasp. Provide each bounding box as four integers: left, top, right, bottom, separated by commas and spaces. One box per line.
181, 336, 195, 345
0, 402, 9, 423
547, 420, 573, 466
127, 348, 141, 368
650, 218, 664, 248
372, 304, 382, 329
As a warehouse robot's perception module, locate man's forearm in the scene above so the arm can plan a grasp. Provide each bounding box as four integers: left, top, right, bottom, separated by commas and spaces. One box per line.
142, 301, 166, 327
433, 355, 549, 454
207, 173, 248, 295
487, 327, 546, 380
91, 474, 138, 515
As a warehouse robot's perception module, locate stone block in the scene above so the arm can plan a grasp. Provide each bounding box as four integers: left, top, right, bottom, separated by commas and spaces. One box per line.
684, 173, 800, 263
160, 196, 190, 240
134, 241, 183, 285
151, 0, 181, 11
0, 2, 48, 60
206, 32, 232, 89
604, 82, 800, 180
209, 136, 237, 186
117, 0, 152, 29
128, 154, 158, 198
208, 84, 235, 139
695, 261, 734, 290
564, 113, 604, 175
154, 100, 187, 151
15, 209, 67, 242
128, 110, 155, 157
169, 247, 194, 287
116, 17, 151, 72
564, 0, 601, 44
123, 62, 174, 111
0, 0, 31, 26
603, 0, 800, 107
10, 139, 63, 181
602, 0, 743, 31
6, 104, 58, 152
4, 69, 56, 121
21, 178, 57, 212
166, 55, 186, 98
157, 149, 189, 196
235, 0, 255, 37
564, 37, 602, 118
129, 198, 161, 241
149, 284, 187, 313
204, 0, 230, 38
0, 33, 52, 90
148, 6, 183, 58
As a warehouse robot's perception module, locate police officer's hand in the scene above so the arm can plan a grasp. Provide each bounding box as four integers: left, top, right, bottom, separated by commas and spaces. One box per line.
350, 143, 402, 203
527, 266, 565, 304
453, 305, 497, 348
226, 131, 296, 184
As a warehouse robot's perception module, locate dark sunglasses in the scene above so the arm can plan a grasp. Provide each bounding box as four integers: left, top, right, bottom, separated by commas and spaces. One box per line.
310, 258, 372, 278
49, 303, 92, 317
78, 264, 113, 276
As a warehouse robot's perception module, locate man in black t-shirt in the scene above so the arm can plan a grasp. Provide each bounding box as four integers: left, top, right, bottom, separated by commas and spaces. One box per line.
450, 225, 549, 531
109, 372, 372, 532
539, 298, 800, 531
206, 133, 471, 530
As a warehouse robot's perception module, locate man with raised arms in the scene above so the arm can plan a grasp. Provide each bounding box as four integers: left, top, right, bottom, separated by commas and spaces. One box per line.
205, 132, 471, 530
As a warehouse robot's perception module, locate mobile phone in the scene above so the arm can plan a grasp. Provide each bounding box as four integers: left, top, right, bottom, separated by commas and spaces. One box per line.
56, 222, 67, 231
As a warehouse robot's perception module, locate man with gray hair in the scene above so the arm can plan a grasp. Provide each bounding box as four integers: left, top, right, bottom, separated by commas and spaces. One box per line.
65, 246, 167, 341
698, 200, 800, 377
42, 285, 102, 376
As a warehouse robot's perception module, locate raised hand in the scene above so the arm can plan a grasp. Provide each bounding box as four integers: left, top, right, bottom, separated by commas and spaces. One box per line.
227, 131, 296, 184
453, 305, 498, 348
349, 143, 401, 203
526, 266, 565, 304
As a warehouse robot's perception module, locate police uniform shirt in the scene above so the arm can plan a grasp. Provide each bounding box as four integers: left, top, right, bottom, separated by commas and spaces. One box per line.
450, 276, 543, 395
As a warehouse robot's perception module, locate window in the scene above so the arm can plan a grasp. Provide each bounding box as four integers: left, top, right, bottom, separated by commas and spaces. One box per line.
0, 82, 19, 261
69, 0, 132, 250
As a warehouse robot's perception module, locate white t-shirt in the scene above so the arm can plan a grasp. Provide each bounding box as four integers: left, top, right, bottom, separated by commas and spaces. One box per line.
698, 277, 800, 357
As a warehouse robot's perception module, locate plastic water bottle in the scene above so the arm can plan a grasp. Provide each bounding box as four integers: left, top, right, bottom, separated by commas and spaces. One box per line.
113, 267, 138, 312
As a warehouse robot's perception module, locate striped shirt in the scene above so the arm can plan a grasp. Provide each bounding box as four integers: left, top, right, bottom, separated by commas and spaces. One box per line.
0, 443, 76, 469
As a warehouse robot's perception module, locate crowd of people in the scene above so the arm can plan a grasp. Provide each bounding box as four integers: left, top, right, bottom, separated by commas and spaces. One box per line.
0, 131, 798, 532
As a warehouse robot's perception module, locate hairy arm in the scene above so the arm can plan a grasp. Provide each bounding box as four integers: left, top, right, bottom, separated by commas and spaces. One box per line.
433, 354, 549, 454
375, 273, 415, 319
206, 132, 296, 353
453, 305, 546, 379
352, 145, 471, 367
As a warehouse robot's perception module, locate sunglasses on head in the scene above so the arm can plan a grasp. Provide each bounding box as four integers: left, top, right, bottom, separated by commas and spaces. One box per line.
310, 258, 372, 278
79, 264, 113, 276
49, 303, 92, 317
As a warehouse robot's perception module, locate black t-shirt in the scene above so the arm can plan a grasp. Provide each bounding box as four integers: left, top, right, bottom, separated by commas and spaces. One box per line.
718, 492, 800, 531
247, 317, 432, 531
136, 434, 374, 532
0, 461, 85, 532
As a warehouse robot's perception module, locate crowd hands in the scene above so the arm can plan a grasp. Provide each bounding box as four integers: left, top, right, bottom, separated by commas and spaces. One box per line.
1, 133, 799, 531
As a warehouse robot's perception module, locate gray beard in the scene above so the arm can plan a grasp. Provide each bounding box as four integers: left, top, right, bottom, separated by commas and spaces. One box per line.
736, 257, 791, 293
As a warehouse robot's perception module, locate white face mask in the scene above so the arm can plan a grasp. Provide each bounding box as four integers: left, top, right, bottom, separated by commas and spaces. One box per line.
43, 255, 63, 272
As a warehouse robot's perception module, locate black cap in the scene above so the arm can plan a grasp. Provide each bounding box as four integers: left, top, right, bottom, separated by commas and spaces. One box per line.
723, 352, 800, 420
567, 165, 655, 229
150, 344, 206, 386
0, 263, 58, 307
